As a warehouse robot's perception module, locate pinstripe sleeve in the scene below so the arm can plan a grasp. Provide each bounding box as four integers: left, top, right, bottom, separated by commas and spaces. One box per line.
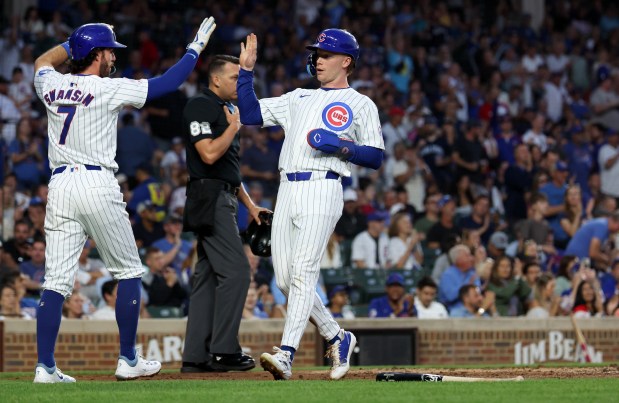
108, 78, 149, 111
355, 97, 384, 149
258, 89, 296, 129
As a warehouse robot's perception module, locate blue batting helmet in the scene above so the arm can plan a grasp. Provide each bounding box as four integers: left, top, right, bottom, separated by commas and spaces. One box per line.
68, 23, 126, 61
306, 28, 360, 61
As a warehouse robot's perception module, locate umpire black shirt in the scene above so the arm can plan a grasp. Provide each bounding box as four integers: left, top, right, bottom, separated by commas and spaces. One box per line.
183, 89, 241, 186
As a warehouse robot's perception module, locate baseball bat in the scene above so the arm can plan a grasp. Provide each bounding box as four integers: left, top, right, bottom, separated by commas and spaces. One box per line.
376, 372, 524, 382
570, 315, 592, 363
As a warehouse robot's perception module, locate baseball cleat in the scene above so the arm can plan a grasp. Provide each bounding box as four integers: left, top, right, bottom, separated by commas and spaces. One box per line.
115, 350, 161, 381
33, 364, 76, 383
260, 347, 292, 380
327, 330, 357, 380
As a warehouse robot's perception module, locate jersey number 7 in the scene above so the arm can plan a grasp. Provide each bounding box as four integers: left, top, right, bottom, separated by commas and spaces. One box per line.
57, 105, 77, 145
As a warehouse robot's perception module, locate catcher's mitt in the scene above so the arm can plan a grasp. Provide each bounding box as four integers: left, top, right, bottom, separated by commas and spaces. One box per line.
245, 211, 273, 257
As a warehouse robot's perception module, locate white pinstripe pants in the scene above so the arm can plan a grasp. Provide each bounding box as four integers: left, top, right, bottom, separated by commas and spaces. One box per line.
43, 165, 143, 298
272, 179, 343, 349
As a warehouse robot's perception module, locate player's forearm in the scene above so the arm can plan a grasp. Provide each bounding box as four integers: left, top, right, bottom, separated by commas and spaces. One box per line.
146, 50, 199, 100
237, 69, 263, 125
34, 42, 70, 71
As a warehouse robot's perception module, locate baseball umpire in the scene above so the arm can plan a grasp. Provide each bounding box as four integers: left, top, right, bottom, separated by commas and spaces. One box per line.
181, 55, 269, 373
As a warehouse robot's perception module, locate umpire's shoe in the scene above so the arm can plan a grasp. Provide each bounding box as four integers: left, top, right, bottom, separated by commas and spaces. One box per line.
181, 361, 214, 373
210, 353, 256, 372
327, 329, 357, 380
33, 364, 76, 383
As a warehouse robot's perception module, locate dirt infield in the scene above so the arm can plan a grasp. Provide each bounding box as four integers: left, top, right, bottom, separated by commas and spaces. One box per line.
20, 364, 612, 382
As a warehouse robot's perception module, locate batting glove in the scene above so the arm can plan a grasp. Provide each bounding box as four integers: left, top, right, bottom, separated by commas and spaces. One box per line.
187, 17, 216, 55
307, 128, 357, 160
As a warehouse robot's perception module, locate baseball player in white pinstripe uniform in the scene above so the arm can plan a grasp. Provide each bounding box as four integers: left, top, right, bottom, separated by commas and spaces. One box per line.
237, 29, 384, 380
32, 19, 216, 383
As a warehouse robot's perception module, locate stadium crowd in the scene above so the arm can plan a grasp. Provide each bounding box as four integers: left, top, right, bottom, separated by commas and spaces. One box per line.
1, 0, 619, 321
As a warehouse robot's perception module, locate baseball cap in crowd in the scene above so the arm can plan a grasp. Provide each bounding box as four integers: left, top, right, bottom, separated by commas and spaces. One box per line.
597, 66, 611, 82
389, 106, 405, 117
423, 115, 438, 126
137, 200, 155, 214
386, 273, 405, 287
607, 128, 619, 137
570, 125, 584, 135
328, 285, 348, 300
29, 197, 44, 207
367, 211, 389, 222
489, 231, 509, 250
437, 195, 453, 209
343, 187, 358, 202
555, 161, 569, 172
171, 136, 183, 145
164, 213, 183, 224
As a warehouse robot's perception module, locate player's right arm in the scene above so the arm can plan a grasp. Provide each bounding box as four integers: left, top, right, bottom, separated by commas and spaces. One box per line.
34, 42, 70, 72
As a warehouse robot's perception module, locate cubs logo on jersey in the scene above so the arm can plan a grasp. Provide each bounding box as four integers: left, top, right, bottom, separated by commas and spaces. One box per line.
322, 102, 353, 131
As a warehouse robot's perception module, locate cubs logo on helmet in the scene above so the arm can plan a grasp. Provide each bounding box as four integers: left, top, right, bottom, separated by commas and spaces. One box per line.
322, 102, 353, 131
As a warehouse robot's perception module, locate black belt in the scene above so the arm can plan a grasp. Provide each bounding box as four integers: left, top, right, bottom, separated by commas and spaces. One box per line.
52, 165, 101, 175
286, 171, 340, 181
189, 178, 239, 196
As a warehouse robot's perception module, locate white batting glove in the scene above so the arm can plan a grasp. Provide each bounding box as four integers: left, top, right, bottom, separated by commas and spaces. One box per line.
187, 16, 216, 54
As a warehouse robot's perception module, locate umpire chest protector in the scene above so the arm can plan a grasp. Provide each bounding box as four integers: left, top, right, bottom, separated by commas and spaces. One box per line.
183, 89, 241, 186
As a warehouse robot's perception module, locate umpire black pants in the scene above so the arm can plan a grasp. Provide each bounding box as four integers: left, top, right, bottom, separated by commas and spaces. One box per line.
182, 190, 250, 363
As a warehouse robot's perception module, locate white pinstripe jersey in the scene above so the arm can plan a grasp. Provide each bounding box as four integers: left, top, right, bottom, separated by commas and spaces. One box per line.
34, 66, 148, 171
259, 87, 384, 176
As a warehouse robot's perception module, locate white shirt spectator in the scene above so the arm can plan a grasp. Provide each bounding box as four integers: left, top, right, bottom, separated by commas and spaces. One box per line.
90, 305, 116, 320
522, 54, 544, 74
351, 230, 389, 269
9, 78, 33, 114
387, 237, 422, 270
546, 54, 570, 74
0, 93, 22, 144
522, 128, 549, 153
543, 81, 565, 122
414, 296, 449, 319
598, 143, 619, 198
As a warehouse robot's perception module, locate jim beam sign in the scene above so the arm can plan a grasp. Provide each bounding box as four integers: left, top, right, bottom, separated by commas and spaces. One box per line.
514, 331, 602, 364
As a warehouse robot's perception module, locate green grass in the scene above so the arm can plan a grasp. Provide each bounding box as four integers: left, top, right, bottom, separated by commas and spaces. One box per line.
1, 376, 617, 403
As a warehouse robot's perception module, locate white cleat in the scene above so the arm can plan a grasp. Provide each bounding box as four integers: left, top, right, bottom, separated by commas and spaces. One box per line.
115, 351, 161, 381
33, 364, 76, 383
260, 347, 292, 380
327, 330, 357, 380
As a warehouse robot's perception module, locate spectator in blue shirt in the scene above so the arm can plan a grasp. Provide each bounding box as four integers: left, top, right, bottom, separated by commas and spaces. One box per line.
19, 238, 46, 297
151, 215, 193, 292
127, 164, 166, 223
368, 273, 416, 318
540, 161, 569, 247
115, 113, 156, 179
565, 212, 619, 269
438, 244, 481, 311
601, 259, 619, 301
449, 284, 493, 318
8, 118, 46, 191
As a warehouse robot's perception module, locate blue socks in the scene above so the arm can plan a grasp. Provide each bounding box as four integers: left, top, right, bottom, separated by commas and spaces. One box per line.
116, 278, 141, 361
281, 345, 296, 361
328, 330, 343, 345
36, 290, 65, 368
